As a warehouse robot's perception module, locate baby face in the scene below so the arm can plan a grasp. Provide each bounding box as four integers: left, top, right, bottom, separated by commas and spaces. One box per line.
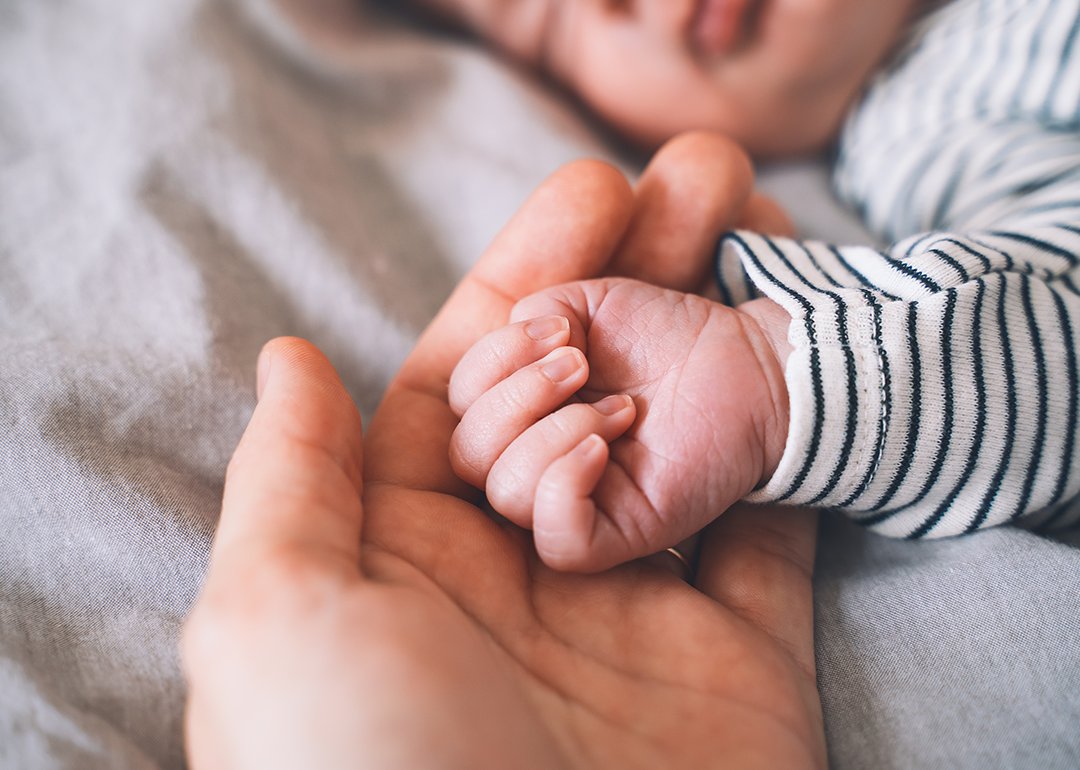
421, 0, 926, 156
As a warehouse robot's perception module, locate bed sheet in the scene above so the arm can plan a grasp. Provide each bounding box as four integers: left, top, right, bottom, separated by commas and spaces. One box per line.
1, 0, 1078, 767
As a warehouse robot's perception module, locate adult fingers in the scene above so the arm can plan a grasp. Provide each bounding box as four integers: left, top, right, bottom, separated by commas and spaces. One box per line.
367, 159, 634, 494
212, 336, 366, 579
737, 193, 796, 237
606, 131, 754, 292
393, 159, 632, 399
695, 503, 819, 681
185, 337, 368, 769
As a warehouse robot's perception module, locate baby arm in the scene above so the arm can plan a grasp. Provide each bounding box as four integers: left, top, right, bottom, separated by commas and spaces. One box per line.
448, 277, 792, 572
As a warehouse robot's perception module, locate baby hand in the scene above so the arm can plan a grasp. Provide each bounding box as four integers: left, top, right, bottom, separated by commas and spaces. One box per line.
448, 277, 791, 573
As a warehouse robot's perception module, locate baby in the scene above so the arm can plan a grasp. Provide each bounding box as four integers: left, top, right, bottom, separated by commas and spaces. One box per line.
438, 0, 1080, 571
411, 0, 931, 157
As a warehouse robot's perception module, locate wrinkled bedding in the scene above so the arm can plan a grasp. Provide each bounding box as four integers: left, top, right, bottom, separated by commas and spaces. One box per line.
1, 1, 1079, 767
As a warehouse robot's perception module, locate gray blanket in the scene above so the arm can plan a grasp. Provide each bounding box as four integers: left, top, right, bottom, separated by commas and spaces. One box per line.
2, 0, 1078, 767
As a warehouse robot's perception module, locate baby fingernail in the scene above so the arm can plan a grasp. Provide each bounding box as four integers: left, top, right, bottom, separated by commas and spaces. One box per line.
572, 434, 605, 458
524, 315, 569, 341
539, 349, 582, 383
593, 394, 632, 415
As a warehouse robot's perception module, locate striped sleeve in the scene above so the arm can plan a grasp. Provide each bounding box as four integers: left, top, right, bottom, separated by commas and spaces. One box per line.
720, 227, 1080, 537
715, 0, 1080, 537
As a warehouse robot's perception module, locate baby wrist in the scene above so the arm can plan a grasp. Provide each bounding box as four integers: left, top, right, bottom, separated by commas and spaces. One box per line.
736, 298, 793, 486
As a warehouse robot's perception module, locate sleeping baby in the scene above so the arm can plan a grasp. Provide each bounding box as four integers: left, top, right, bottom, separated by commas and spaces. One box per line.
432, 0, 1080, 571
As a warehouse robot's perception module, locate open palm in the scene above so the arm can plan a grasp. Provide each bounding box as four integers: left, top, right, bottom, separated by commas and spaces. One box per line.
182, 133, 825, 769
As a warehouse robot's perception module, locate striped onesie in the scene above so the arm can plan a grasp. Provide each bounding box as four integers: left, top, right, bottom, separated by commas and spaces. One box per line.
719, 0, 1080, 537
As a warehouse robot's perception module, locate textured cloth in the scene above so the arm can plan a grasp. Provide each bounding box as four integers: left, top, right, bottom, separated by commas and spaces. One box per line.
1, 0, 1079, 768
723, 0, 1080, 538
0, 0, 607, 766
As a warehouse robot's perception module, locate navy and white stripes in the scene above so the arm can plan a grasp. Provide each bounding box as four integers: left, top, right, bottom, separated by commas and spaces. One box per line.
718, 0, 1080, 537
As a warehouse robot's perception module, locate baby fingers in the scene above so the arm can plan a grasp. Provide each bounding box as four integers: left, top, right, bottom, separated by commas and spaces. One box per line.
482, 395, 636, 526
448, 315, 573, 417
530, 435, 612, 572
450, 342, 596, 488
533, 451, 690, 574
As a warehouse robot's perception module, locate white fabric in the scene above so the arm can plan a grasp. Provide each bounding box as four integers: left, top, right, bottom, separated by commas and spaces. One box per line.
727, 0, 1080, 538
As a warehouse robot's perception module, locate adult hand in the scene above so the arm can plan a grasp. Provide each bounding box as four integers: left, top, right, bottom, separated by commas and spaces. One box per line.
182, 132, 822, 769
